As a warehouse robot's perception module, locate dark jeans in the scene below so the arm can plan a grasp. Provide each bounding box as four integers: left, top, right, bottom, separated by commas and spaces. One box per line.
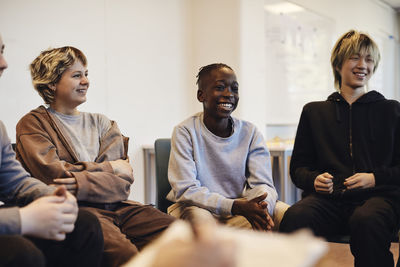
279, 194, 399, 267
0, 209, 104, 267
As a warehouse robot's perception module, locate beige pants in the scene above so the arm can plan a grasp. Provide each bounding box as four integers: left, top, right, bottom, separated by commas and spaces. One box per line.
168, 200, 289, 231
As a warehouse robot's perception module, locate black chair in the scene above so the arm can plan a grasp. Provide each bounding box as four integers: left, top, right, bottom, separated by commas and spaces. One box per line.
326, 235, 351, 244
154, 139, 174, 213
326, 229, 399, 244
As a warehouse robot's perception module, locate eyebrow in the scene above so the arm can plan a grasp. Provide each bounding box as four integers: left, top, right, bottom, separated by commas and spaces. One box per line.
72, 70, 88, 73
215, 79, 238, 83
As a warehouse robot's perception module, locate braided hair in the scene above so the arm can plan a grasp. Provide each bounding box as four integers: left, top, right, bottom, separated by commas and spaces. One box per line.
196, 63, 233, 90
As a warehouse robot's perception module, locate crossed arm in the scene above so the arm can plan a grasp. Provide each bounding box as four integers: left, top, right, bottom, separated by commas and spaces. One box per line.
16, 117, 133, 203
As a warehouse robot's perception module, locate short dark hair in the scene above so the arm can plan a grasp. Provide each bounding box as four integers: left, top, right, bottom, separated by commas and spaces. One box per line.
196, 63, 233, 90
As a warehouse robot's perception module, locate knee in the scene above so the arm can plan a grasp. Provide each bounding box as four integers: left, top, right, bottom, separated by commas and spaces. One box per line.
181, 206, 215, 223
73, 209, 104, 250
154, 208, 176, 226
273, 201, 290, 231
103, 242, 138, 267
279, 205, 314, 233
3, 236, 45, 267
349, 209, 383, 233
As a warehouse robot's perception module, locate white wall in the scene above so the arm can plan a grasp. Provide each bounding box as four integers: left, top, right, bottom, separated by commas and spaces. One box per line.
189, 0, 241, 114
233, 0, 400, 135
237, 0, 269, 132
0, 0, 399, 202
0, 0, 193, 202
0, 0, 109, 137
103, 0, 194, 201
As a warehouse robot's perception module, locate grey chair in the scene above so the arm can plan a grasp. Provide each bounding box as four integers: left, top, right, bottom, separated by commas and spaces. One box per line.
154, 139, 174, 213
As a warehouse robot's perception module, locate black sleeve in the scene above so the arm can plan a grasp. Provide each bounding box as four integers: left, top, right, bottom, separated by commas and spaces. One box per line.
290, 105, 320, 192
373, 102, 400, 187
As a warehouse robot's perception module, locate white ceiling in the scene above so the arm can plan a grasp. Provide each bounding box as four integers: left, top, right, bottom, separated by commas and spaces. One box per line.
381, 0, 400, 11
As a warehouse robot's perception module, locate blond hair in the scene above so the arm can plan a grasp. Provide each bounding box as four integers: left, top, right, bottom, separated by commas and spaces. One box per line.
30, 46, 87, 104
331, 30, 380, 90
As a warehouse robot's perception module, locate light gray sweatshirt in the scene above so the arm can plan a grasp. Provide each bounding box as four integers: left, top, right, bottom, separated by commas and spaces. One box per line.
0, 121, 53, 235
48, 108, 111, 162
167, 113, 277, 216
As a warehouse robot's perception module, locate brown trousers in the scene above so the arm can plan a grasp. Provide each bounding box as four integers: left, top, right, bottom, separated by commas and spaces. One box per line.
81, 202, 175, 267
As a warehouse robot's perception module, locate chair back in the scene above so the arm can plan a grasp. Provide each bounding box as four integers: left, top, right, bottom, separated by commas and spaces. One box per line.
154, 139, 174, 213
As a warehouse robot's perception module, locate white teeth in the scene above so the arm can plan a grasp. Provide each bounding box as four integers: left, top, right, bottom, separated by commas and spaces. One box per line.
219, 103, 233, 108
354, 73, 366, 77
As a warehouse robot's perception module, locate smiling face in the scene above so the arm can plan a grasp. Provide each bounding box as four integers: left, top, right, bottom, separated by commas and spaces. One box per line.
0, 35, 8, 77
339, 50, 375, 90
197, 67, 239, 119
331, 30, 380, 91
50, 60, 89, 111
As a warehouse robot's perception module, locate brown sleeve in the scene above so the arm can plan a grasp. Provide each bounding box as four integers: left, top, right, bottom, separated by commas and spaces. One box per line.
73, 166, 133, 203
16, 114, 134, 203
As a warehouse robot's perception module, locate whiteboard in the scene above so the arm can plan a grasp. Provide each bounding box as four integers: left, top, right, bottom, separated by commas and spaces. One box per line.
368, 30, 400, 100
264, 0, 335, 124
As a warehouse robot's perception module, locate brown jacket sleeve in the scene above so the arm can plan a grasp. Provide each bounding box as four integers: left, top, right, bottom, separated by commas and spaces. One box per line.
16, 109, 134, 203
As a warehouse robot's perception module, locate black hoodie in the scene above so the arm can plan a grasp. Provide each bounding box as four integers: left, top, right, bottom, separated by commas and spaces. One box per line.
290, 90, 400, 204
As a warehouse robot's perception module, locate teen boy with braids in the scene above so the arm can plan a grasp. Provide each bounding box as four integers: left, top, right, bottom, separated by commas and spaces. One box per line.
280, 30, 400, 267
167, 63, 285, 230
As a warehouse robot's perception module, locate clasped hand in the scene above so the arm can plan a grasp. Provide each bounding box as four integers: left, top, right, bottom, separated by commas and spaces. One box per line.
314, 172, 375, 194
232, 193, 274, 231
19, 186, 78, 241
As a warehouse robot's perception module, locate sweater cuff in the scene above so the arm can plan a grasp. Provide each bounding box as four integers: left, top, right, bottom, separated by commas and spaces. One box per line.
74, 172, 90, 201
40, 185, 57, 197
373, 169, 388, 186
305, 171, 320, 192
219, 198, 234, 216
265, 191, 277, 216
0, 207, 22, 235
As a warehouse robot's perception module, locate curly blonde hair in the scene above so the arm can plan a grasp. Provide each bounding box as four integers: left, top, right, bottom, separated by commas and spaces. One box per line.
331, 30, 380, 91
30, 46, 87, 104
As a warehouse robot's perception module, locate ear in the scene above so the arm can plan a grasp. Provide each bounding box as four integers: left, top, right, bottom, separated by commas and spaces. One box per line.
197, 89, 205, 102
48, 83, 56, 91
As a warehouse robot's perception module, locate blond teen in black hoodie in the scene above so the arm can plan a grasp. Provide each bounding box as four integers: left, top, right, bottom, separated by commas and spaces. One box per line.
280, 30, 400, 267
